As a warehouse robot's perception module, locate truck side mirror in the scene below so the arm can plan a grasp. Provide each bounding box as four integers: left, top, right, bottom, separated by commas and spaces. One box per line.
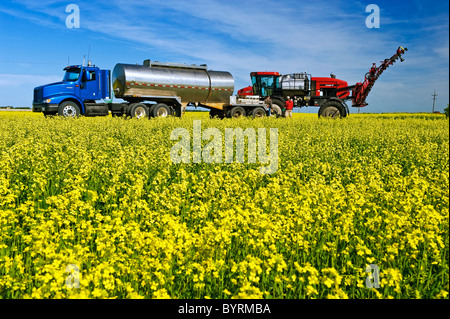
82, 70, 89, 82
80, 70, 87, 88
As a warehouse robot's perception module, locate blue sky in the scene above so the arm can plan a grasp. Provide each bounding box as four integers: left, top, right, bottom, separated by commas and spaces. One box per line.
0, 0, 448, 113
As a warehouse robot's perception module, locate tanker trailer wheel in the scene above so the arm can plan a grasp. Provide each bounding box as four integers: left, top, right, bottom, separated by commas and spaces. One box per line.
58, 101, 80, 118
318, 101, 346, 119
209, 108, 225, 119
251, 107, 266, 118
209, 109, 218, 119
152, 103, 171, 118
129, 103, 149, 119
229, 106, 246, 118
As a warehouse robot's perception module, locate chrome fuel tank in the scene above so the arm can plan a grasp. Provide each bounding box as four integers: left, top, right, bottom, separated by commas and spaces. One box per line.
112, 61, 234, 104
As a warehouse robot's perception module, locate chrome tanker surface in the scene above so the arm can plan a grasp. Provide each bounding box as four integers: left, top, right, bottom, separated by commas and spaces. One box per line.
112, 62, 234, 104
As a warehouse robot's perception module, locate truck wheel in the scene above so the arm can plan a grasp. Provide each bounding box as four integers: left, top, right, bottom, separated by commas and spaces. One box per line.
148, 104, 157, 117
58, 101, 80, 118
209, 109, 217, 118
252, 107, 266, 118
129, 103, 149, 119
209, 108, 225, 119
229, 106, 246, 118
272, 99, 285, 117
152, 103, 171, 117
318, 101, 347, 118
270, 104, 282, 118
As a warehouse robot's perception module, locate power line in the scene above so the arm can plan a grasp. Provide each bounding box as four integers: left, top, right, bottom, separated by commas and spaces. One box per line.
432, 90, 438, 113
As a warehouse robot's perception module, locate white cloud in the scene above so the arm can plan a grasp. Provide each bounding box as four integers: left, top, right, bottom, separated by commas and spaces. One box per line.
0, 73, 61, 87
0, 5, 61, 28
0, 74, 60, 107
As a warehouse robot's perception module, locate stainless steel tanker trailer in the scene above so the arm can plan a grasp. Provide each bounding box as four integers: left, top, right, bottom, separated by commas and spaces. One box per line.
33, 59, 271, 118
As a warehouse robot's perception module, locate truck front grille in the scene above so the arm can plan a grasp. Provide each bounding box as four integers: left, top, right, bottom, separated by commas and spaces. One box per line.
33, 88, 43, 103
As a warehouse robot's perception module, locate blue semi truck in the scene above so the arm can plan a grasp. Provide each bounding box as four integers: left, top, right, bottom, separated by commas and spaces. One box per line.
32, 60, 238, 118
33, 64, 112, 117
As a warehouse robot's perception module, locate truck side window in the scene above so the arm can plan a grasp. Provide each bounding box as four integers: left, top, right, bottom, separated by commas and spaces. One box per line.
83, 70, 96, 81
88, 71, 96, 81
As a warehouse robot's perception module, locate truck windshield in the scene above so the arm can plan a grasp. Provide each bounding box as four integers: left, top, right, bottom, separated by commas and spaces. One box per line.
63, 68, 81, 82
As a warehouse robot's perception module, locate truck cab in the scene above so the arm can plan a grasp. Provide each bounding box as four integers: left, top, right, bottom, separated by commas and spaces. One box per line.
32, 64, 111, 116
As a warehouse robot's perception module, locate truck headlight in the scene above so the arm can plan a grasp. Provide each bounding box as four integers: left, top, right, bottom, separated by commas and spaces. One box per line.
44, 99, 52, 103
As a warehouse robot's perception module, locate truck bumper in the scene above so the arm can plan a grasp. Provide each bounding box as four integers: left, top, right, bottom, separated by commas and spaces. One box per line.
32, 103, 59, 113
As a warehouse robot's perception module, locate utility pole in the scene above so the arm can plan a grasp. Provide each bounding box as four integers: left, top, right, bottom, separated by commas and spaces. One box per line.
432, 90, 438, 113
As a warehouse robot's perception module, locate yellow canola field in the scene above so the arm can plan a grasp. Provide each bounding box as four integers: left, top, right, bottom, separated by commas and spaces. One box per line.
0, 111, 448, 299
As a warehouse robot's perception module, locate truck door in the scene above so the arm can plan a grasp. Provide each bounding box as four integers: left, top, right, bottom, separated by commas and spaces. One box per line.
79, 69, 99, 101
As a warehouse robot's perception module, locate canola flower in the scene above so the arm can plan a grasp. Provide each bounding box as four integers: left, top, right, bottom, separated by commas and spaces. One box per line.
0, 111, 448, 299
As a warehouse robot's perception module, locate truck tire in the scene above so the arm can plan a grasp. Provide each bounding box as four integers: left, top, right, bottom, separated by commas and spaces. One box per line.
229, 106, 246, 118
129, 103, 149, 119
209, 109, 217, 118
209, 108, 225, 119
318, 101, 347, 118
152, 103, 171, 117
270, 104, 283, 118
272, 99, 285, 117
251, 107, 266, 118
58, 101, 80, 118
148, 104, 157, 117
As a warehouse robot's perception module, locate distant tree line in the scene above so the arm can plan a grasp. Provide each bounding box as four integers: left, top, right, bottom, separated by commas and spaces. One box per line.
0, 106, 31, 109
